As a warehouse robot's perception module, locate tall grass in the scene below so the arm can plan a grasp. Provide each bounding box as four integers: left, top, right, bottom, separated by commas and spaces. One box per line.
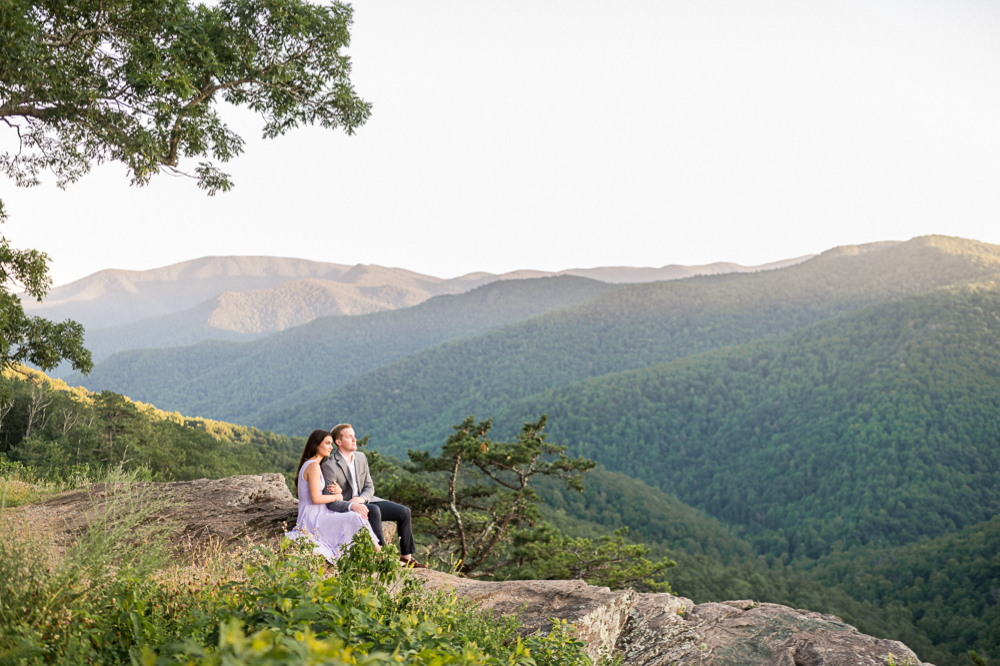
0, 458, 146, 509
0, 459, 57, 508
0, 466, 180, 664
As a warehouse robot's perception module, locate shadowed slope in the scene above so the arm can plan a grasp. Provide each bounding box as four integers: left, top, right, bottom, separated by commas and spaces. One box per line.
72, 276, 620, 421
81, 279, 440, 360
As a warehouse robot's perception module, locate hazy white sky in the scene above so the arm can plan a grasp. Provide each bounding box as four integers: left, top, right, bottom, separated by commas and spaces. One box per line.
6, 0, 1000, 286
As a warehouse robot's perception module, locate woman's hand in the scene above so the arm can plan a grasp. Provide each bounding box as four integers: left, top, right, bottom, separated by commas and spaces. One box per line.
327, 482, 342, 495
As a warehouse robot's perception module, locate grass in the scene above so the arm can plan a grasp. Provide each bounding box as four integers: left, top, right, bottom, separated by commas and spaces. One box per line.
0, 458, 117, 509
0, 461, 56, 508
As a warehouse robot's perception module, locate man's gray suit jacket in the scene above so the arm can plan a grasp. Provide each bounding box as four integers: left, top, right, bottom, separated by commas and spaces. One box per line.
320, 450, 384, 513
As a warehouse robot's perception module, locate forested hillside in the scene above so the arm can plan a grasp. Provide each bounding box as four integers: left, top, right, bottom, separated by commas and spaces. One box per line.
0, 369, 304, 482
531, 463, 999, 661
802, 514, 1000, 662
534, 468, 989, 665
535, 467, 756, 564
71, 276, 619, 422
5, 366, 992, 664
498, 280, 1000, 558
260, 236, 1000, 445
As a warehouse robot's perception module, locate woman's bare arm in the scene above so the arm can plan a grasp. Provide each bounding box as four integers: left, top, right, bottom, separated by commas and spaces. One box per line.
306, 463, 343, 504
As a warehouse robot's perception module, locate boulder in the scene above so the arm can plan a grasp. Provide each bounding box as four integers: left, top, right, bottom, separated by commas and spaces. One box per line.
616, 591, 697, 665
620, 599, 932, 666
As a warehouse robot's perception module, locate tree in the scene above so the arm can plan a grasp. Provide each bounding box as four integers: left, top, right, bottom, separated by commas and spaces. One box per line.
22, 381, 53, 439
0, 202, 92, 376
372, 415, 675, 588
1, 0, 369, 192
384, 415, 597, 576
968, 651, 988, 666
93, 391, 144, 462
0, 0, 370, 375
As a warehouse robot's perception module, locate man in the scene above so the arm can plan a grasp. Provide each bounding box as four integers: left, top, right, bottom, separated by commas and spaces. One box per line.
321, 423, 426, 568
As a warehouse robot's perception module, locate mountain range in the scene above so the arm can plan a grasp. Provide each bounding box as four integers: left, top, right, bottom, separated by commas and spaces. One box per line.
29, 254, 810, 365
73, 276, 621, 422
257, 236, 999, 441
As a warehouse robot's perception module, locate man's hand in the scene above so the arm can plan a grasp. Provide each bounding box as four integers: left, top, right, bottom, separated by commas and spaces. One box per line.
350, 501, 369, 519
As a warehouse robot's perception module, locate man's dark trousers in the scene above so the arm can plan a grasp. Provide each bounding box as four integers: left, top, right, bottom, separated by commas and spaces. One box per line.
367, 501, 415, 556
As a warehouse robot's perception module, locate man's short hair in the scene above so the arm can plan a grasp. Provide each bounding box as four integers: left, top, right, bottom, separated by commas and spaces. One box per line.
331, 423, 352, 443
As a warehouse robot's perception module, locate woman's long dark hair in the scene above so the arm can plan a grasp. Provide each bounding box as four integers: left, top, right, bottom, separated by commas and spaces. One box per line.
295, 429, 331, 493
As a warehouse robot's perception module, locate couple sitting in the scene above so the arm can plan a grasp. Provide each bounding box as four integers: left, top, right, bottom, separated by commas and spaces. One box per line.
285, 423, 426, 568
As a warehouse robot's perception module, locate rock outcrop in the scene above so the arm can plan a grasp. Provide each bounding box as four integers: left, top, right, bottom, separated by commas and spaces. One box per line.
24, 474, 932, 665
617, 598, 928, 666
24, 474, 299, 550
25, 473, 396, 551
412, 573, 930, 666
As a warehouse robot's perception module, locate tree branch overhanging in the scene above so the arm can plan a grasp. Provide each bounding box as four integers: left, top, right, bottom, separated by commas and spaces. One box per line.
1, 0, 371, 193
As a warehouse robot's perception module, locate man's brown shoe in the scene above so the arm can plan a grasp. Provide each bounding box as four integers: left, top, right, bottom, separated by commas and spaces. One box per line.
400, 557, 428, 569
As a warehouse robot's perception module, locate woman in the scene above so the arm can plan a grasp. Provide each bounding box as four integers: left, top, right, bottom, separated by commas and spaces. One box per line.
285, 429, 379, 560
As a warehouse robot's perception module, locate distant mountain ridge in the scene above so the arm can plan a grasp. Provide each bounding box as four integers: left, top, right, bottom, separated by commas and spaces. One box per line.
80, 275, 469, 361
259, 236, 998, 444
26, 256, 354, 329
32, 254, 813, 364
538, 256, 813, 283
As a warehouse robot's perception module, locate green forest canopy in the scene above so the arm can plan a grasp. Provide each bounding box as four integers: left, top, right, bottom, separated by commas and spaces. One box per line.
501, 280, 1000, 559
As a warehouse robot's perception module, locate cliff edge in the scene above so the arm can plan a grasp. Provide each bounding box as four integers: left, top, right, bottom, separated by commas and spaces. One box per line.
20, 474, 932, 666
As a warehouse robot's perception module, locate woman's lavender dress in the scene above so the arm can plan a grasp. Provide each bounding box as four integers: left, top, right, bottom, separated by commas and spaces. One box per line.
284, 459, 378, 560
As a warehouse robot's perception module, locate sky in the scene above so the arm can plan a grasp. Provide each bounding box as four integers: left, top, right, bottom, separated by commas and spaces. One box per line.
5, 0, 1000, 287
